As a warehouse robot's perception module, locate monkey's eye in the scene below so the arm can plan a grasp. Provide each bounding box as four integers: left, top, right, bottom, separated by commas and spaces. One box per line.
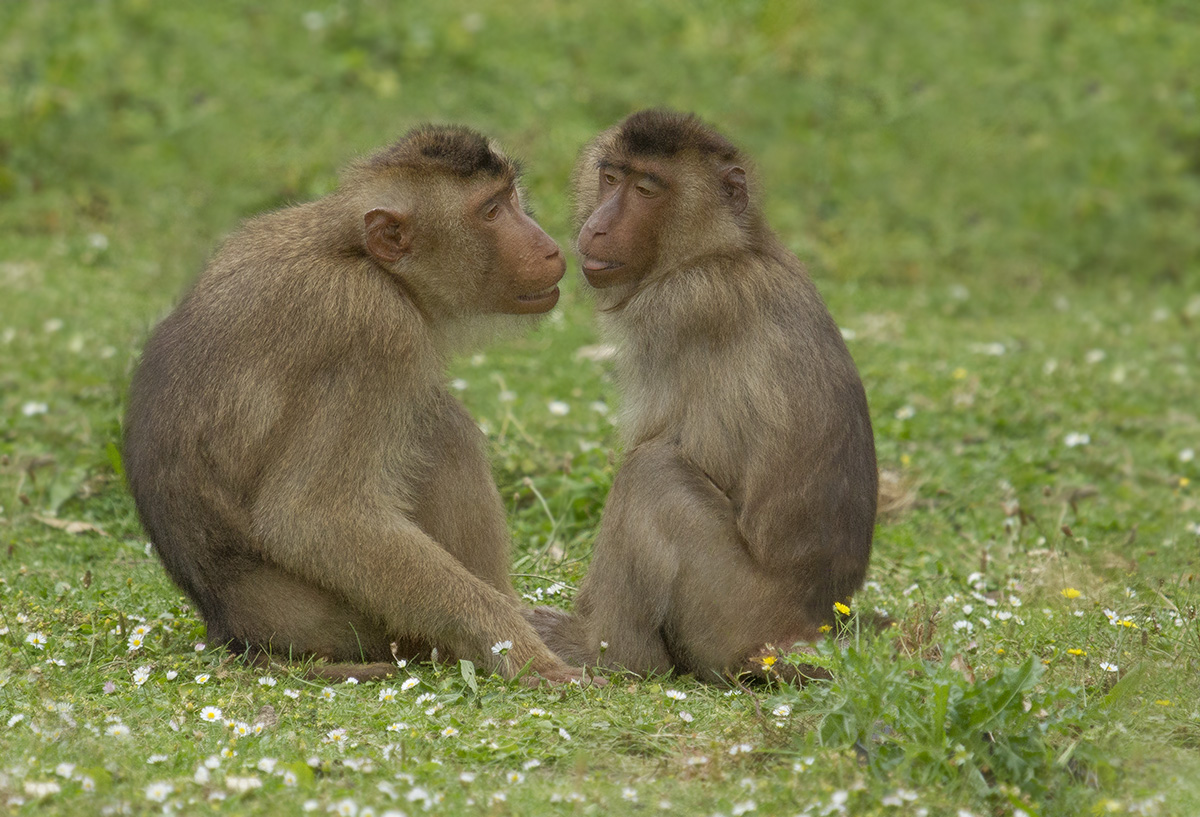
635, 183, 660, 198
483, 203, 502, 221
603, 172, 619, 186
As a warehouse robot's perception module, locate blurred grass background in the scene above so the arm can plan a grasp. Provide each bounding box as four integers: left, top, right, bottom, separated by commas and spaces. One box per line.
3, 0, 1198, 290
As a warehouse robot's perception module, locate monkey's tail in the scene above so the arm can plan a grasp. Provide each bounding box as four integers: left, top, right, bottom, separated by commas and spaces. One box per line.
523, 606, 595, 667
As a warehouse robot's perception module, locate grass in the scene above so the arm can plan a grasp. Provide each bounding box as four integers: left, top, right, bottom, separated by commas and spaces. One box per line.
2, 1, 1199, 815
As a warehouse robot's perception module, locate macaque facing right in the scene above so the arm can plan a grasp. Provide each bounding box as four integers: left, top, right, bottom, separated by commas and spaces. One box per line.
125, 126, 590, 684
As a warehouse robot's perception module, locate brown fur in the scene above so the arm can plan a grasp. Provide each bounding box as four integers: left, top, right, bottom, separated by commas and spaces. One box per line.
534, 110, 877, 682
124, 126, 586, 684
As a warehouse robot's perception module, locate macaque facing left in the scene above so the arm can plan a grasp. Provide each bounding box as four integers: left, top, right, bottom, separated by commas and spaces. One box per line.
533, 110, 877, 681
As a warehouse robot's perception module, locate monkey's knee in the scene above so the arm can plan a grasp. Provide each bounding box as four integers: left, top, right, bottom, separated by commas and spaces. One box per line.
220, 569, 391, 663
587, 622, 673, 677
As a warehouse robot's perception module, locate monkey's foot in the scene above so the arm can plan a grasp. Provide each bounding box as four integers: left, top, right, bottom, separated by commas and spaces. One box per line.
304, 661, 397, 682
522, 664, 608, 688
239, 650, 397, 683
523, 605, 600, 667
739, 641, 832, 684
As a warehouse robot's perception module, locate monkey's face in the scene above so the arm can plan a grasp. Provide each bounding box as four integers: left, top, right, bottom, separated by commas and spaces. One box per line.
576, 161, 669, 290
365, 181, 565, 316
477, 183, 565, 315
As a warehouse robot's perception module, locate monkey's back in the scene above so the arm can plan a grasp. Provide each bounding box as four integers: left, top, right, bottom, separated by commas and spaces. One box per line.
122, 203, 430, 631
608, 247, 877, 599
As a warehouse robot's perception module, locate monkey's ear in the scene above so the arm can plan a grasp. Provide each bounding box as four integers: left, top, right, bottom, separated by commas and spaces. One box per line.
364, 208, 412, 263
720, 165, 749, 215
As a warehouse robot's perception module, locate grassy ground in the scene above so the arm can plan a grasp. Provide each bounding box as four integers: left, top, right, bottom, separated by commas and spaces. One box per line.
2, 1, 1199, 815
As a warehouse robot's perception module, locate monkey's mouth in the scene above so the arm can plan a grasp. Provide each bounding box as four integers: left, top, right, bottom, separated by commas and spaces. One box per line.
517, 285, 559, 302
513, 285, 561, 313
582, 257, 623, 272
581, 257, 626, 288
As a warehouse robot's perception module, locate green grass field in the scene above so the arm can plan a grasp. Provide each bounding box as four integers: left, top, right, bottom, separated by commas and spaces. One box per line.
2, 2, 1199, 815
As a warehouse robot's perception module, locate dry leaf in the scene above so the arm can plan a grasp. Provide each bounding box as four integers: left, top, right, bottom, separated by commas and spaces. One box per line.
877, 467, 917, 518
949, 652, 976, 684
574, 344, 617, 362
34, 515, 108, 536
253, 704, 278, 730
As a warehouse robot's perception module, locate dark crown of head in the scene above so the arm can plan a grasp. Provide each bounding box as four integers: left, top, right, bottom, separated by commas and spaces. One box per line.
369, 125, 514, 178
615, 109, 740, 162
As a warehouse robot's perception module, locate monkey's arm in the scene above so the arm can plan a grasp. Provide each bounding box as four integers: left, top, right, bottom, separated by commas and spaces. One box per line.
733, 417, 876, 621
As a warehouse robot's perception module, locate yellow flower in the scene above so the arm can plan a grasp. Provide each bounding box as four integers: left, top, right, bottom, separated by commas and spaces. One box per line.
952, 368, 967, 380
818, 625, 832, 633
1060, 587, 1081, 599
833, 602, 851, 615
1155, 700, 1172, 707
995, 648, 1005, 655
760, 655, 776, 668
1180, 477, 1190, 488
1067, 648, 1085, 656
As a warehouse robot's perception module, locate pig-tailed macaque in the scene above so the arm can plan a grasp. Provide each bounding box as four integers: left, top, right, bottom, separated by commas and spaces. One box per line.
125, 126, 593, 684
532, 110, 877, 682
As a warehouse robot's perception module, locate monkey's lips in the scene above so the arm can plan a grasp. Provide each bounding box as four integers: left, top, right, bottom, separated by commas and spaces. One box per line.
581, 257, 626, 288
513, 284, 560, 313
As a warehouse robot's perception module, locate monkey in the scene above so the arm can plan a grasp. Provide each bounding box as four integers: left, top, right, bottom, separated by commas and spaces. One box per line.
530, 109, 877, 683
123, 125, 594, 685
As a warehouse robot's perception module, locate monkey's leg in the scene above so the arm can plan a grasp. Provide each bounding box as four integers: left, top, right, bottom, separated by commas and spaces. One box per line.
220, 563, 398, 663
574, 442, 741, 675
252, 498, 579, 682
580, 443, 822, 680
662, 508, 826, 682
